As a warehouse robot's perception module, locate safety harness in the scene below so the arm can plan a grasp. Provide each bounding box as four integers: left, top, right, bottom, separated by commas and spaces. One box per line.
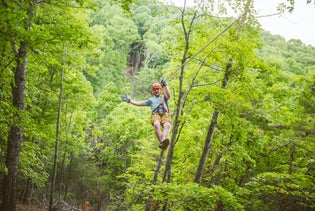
152, 94, 169, 115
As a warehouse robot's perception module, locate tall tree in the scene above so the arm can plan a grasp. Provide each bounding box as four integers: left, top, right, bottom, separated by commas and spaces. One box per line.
1, 1, 37, 209
1, 0, 95, 210
48, 45, 65, 211
162, 0, 200, 184
194, 60, 232, 183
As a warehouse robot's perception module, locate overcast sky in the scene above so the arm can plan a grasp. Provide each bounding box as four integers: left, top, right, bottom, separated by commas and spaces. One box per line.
167, 0, 315, 47
255, 0, 315, 46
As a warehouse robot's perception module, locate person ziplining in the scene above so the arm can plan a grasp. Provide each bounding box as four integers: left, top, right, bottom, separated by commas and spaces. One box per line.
121, 79, 171, 150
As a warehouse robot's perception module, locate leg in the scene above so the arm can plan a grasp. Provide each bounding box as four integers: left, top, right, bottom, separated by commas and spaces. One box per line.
153, 120, 163, 142
161, 122, 170, 141
151, 114, 163, 142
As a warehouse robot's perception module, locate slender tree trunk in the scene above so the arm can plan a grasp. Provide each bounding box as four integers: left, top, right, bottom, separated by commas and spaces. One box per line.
20, 178, 32, 205
64, 153, 74, 201
127, 42, 145, 78
194, 61, 232, 183
194, 0, 250, 184
48, 47, 65, 211
59, 112, 72, 198
195, 111, 220, 183
288, 144, 296, 174
1, 41, 28, 211
145, 150, 165, 211
162, 4, 196, 184
153, 150, 165, 184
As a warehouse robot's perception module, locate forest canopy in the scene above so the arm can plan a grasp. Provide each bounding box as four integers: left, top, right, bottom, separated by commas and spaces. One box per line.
0, 0, 314, 210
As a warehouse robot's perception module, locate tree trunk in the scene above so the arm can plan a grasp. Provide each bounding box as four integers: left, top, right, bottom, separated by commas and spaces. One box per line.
145, 150, 165, 211
2, 41, 28, 211
153, 150, 165, 184
162, 4, 195, 184
19, 178, 32, 205
48, 47, 65, 211
127, 42, 145, 77
194, 61, 231, 183
194, 111, 220, 183
288, 144, 296, 174
59, 147, 67, 197
64, 153, 74, 201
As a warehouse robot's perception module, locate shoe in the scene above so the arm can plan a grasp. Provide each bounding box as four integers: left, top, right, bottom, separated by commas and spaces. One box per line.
159, 139, 169, 150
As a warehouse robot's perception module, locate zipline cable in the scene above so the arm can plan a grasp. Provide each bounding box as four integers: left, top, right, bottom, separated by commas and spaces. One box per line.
130, 10, 249, 86
163, 11, 247, 81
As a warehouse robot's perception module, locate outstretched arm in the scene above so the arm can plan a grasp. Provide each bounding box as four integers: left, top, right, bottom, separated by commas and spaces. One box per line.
121, 94, 147, 106
129, 99, 147, 106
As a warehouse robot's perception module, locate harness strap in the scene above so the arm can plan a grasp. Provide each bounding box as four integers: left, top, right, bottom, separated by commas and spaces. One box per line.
152, 95, 168, 114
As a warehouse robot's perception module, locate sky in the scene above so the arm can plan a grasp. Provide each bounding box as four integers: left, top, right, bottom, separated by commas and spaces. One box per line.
255, 0, 315, 47
167, 0, 315, 47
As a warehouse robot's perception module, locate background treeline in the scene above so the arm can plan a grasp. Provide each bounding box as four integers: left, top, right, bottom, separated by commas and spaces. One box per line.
0, 0, 314, 210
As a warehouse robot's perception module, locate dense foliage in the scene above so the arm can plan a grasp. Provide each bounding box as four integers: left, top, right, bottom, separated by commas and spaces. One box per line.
0, 0, 314, 210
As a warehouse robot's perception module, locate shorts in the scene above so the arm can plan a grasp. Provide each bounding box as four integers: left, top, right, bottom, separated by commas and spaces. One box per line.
150, 112, 171, 126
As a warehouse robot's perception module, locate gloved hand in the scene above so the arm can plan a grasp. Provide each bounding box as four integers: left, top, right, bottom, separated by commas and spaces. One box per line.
121, 94, 131, 103
160, 79, 167, 87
